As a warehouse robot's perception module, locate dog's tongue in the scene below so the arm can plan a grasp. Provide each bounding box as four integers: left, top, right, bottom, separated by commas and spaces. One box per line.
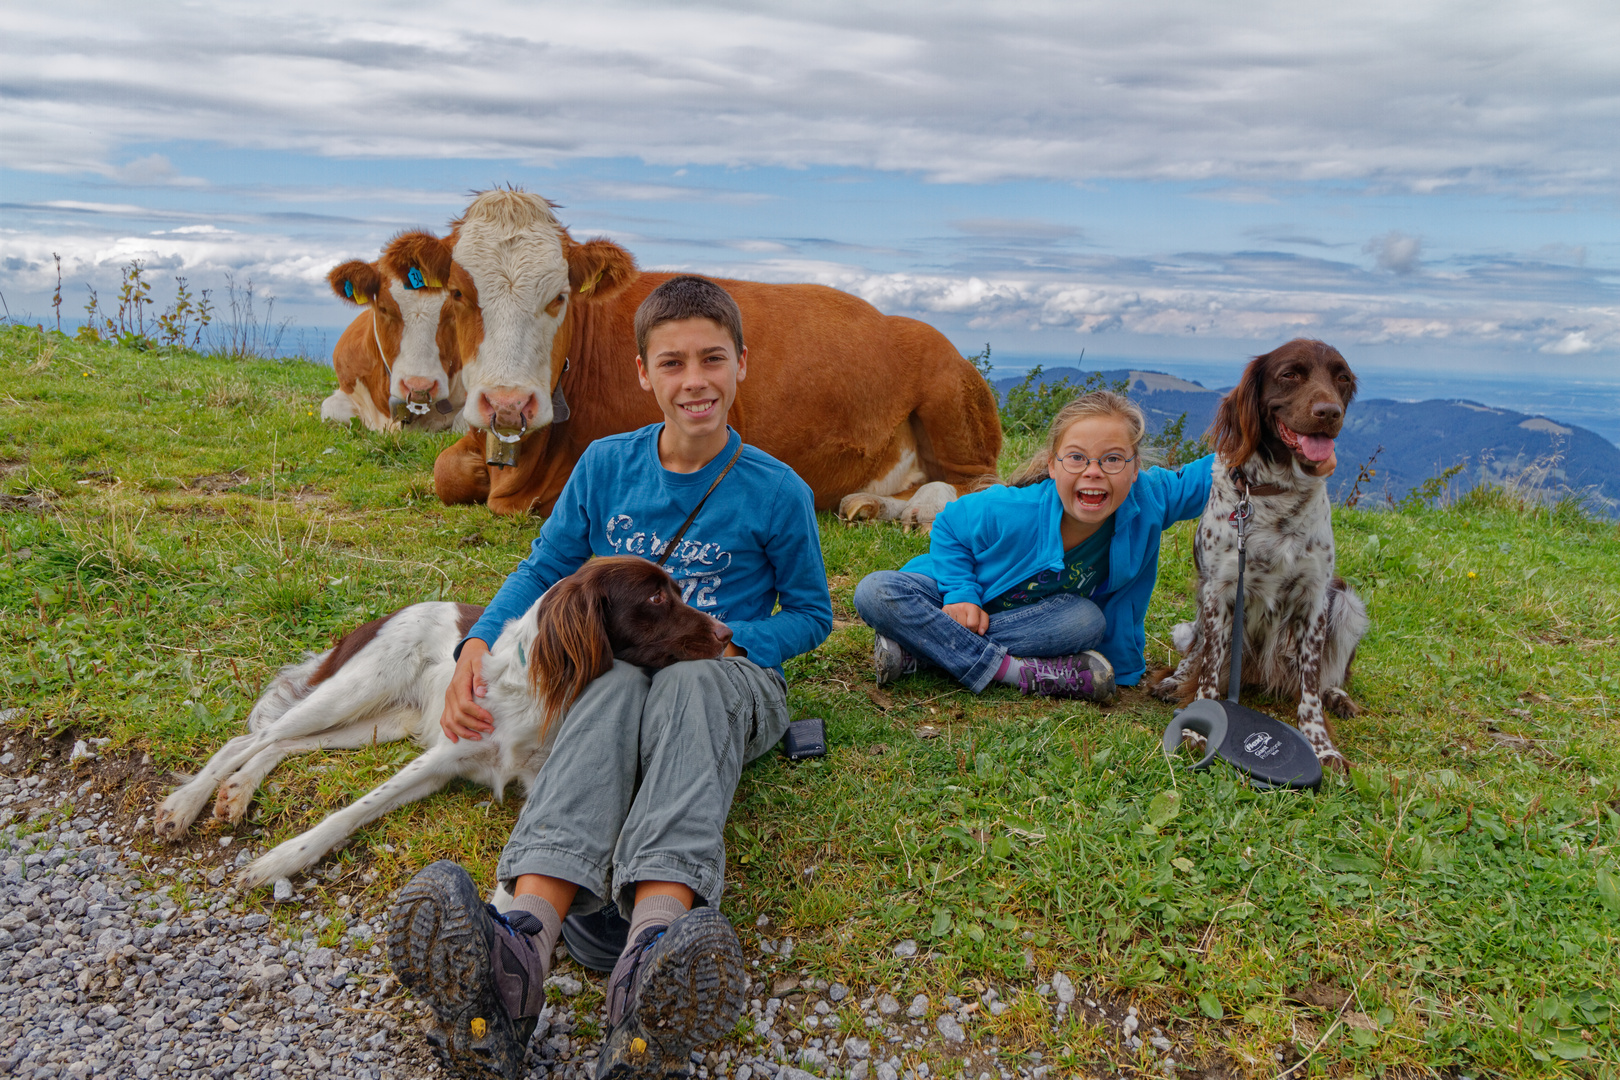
1298, 434, 1335, 462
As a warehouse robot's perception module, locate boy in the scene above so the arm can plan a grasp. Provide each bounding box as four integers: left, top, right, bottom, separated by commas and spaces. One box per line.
388, 276, 833, 1079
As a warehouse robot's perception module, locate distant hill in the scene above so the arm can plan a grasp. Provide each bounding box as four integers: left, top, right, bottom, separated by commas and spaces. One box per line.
991, 367, 1620, 514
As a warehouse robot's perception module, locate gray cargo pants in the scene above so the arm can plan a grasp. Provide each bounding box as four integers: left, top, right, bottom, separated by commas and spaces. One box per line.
496, 656, 790, 918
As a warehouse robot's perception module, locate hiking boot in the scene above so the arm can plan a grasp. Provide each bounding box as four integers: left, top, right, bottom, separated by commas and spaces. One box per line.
388, 861, 549, 1078
595, 906, 746, 1080
873, 633, 917, 687
1017, 650, 1116, 702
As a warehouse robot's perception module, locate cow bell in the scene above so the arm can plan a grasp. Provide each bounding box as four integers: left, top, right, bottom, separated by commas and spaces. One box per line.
390, 388, 438, 424
486, 423, 525, 467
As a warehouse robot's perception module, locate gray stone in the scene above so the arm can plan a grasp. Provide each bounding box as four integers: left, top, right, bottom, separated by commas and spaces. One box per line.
1051, 972, 1075, 1004
876, 1065, 899, 1080
272, 879, 294, 903
892, 939, 917, 958
935, 1015, 965, 1043
546, 974, 584, 996
906, 995, 928, 1018
829, 982, 849, 1002
876, 994, 900, 1016
842, 1036, 870, 1059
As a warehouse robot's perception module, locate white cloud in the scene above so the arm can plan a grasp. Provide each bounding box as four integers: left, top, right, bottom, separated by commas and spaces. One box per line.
1365, 231, 1423, 274
1541, 330, 1601, 355
1, 2, 1616, 189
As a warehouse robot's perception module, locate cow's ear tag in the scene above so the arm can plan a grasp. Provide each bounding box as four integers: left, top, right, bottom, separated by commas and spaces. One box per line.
407, 267, 426, 290
343, 280, 354, 299
427, 275, 444, 289
578, 267, 606, 295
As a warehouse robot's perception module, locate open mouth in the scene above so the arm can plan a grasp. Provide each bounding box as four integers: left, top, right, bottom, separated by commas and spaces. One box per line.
1277, 421, 1336, 463
1075, 486, 1110, 511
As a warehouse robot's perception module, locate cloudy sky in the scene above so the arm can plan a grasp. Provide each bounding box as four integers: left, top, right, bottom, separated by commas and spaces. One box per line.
3, 0, 1618, 389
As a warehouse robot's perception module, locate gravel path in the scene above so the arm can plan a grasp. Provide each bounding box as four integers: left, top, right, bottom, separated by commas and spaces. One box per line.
1, 732, 1197, 1080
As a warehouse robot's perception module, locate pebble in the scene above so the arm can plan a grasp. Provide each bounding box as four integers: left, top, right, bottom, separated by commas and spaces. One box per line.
1051, 972, 1075, 1004
1122, 1014, 1140, 1038
876, 1063, 900, 1080
935, 1015, 966, 1043
876, 993, 901, 1015
893, 939, 918, 958
907, 993, 930, 1018
546, 973, 584, 996
828, 981, 849, 1002
273, 877, 295, 903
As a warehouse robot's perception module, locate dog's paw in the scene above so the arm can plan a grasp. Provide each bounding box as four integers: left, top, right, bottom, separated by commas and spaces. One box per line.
1324, 687, 1360, 718
1319, 751, 1352, 777
1147, 675, 1182, 702
151, 805, 190, 842
837, 492, 889, 524
213, 779, 255, 825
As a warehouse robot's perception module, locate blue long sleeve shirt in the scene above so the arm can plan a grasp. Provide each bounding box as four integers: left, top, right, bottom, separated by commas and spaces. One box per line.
463, 425, 833, 678
902, 454, 1215, 686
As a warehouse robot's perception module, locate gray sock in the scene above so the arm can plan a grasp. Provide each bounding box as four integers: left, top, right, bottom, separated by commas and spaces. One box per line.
623, 894, 689, 956
510, 892, 564, 961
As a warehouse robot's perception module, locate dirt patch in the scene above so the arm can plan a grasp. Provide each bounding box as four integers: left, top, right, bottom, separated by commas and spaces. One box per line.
183, 468, 251, 493
0, 493, 50, 512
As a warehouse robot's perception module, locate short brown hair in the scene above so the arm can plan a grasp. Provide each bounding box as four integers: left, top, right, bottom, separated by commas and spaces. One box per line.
634, 275, 745, 358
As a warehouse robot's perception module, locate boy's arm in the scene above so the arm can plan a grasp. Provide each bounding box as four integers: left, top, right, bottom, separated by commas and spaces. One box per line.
457, 463, 596, 655
722, 475, 832, 670
928, 501, 984, 606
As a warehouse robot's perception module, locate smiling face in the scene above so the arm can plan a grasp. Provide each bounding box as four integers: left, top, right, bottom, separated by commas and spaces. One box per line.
635, 316, 747, 460
1047, 413, 1142, 529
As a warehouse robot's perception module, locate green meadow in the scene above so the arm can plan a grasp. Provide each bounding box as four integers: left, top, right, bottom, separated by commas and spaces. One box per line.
2, 323, 1618, 1077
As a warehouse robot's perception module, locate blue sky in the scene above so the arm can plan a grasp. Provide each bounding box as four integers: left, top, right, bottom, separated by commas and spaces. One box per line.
3, 1, 1617, 390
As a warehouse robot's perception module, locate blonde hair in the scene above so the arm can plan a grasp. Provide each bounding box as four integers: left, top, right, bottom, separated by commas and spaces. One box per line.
1005, 390, 1150, 487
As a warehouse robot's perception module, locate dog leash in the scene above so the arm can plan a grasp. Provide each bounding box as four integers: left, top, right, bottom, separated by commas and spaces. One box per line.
654, 442, 745, 568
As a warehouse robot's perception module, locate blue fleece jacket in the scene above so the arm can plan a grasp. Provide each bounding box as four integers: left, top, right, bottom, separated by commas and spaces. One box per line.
902, 454, 1215, 686
464, 425, 833, 678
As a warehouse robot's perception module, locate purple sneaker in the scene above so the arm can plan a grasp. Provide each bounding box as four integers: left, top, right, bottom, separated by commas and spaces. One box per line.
1017, 650, 1116, 701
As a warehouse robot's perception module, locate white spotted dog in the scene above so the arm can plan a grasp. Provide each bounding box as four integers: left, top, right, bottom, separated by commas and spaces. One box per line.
153, 557, 731, 888
1150, 338, 1369, 774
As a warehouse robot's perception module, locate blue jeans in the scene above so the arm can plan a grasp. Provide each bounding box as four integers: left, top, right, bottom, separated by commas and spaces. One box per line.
853, 570, 1106, 693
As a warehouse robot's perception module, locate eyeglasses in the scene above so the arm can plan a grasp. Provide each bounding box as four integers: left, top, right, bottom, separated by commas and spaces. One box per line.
1055, 452, 1136, 475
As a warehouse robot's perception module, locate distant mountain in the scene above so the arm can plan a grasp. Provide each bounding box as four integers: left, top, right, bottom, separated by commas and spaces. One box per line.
990, 367, 1620, 515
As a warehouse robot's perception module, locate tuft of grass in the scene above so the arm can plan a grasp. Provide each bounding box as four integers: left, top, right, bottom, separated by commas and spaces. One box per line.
2, 323, 1618, 1075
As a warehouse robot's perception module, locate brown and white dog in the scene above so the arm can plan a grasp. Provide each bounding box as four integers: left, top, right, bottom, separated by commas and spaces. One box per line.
1150, 338, 1369, 773
154, 557, 731, 887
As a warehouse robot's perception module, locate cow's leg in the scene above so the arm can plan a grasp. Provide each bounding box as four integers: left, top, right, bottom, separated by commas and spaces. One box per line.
213, 711, 415, 826
351, 385, 401, 433
239, 742, 471, 889
155, 731, 274, 839
321, 390, 359, 423
1295, 594, 1351, 774
433, 432, 491, 506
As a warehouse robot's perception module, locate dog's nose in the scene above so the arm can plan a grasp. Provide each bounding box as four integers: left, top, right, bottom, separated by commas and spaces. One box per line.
712, 619, 733, 646
1311, 400, 1343, 423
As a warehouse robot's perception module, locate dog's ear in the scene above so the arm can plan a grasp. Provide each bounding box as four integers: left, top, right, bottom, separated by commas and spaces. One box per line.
530, 570, 614, 738
1211, 353, 1268, 468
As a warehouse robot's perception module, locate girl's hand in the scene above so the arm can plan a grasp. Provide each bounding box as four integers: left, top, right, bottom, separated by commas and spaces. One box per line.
1305, 451, 1338, 478
442, 640, 494, 742
944, 602, 989, 635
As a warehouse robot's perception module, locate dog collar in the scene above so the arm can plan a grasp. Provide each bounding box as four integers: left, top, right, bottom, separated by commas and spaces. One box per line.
1228, 467, 1289, 498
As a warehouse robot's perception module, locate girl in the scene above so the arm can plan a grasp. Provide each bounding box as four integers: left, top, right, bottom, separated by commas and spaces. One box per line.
853, 390, 1214, 700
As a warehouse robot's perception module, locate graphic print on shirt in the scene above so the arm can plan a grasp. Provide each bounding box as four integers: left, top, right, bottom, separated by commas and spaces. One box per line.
605, 514, 733, 618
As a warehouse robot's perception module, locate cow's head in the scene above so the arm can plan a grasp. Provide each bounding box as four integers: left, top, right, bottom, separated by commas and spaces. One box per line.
442, 189, 637, 442
328, 246, 460, 429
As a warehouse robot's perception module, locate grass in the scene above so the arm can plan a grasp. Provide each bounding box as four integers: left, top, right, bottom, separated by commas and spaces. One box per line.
3, 322, 1619, 1076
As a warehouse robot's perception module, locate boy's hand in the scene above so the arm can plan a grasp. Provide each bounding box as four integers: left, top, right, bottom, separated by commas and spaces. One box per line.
1305, 451, 1338, 478
944, 602, 989, 635
442, 640, 494, 742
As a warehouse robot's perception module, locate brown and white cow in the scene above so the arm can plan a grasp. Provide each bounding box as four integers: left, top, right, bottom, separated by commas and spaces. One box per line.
320, 235, 464, 433
402, 188, 1001, 524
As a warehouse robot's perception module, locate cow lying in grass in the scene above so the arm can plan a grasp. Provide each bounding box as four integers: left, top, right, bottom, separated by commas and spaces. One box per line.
386, 188, 1001, 529
320, 232, 465, 433
153, 557, 731, 887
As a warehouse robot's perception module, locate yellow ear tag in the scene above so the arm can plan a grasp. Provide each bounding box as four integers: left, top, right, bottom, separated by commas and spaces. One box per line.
471, 1017, 487, 1038
578, 267, 606, 295
427, 277, 444, 289
355, 294, 370, 306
